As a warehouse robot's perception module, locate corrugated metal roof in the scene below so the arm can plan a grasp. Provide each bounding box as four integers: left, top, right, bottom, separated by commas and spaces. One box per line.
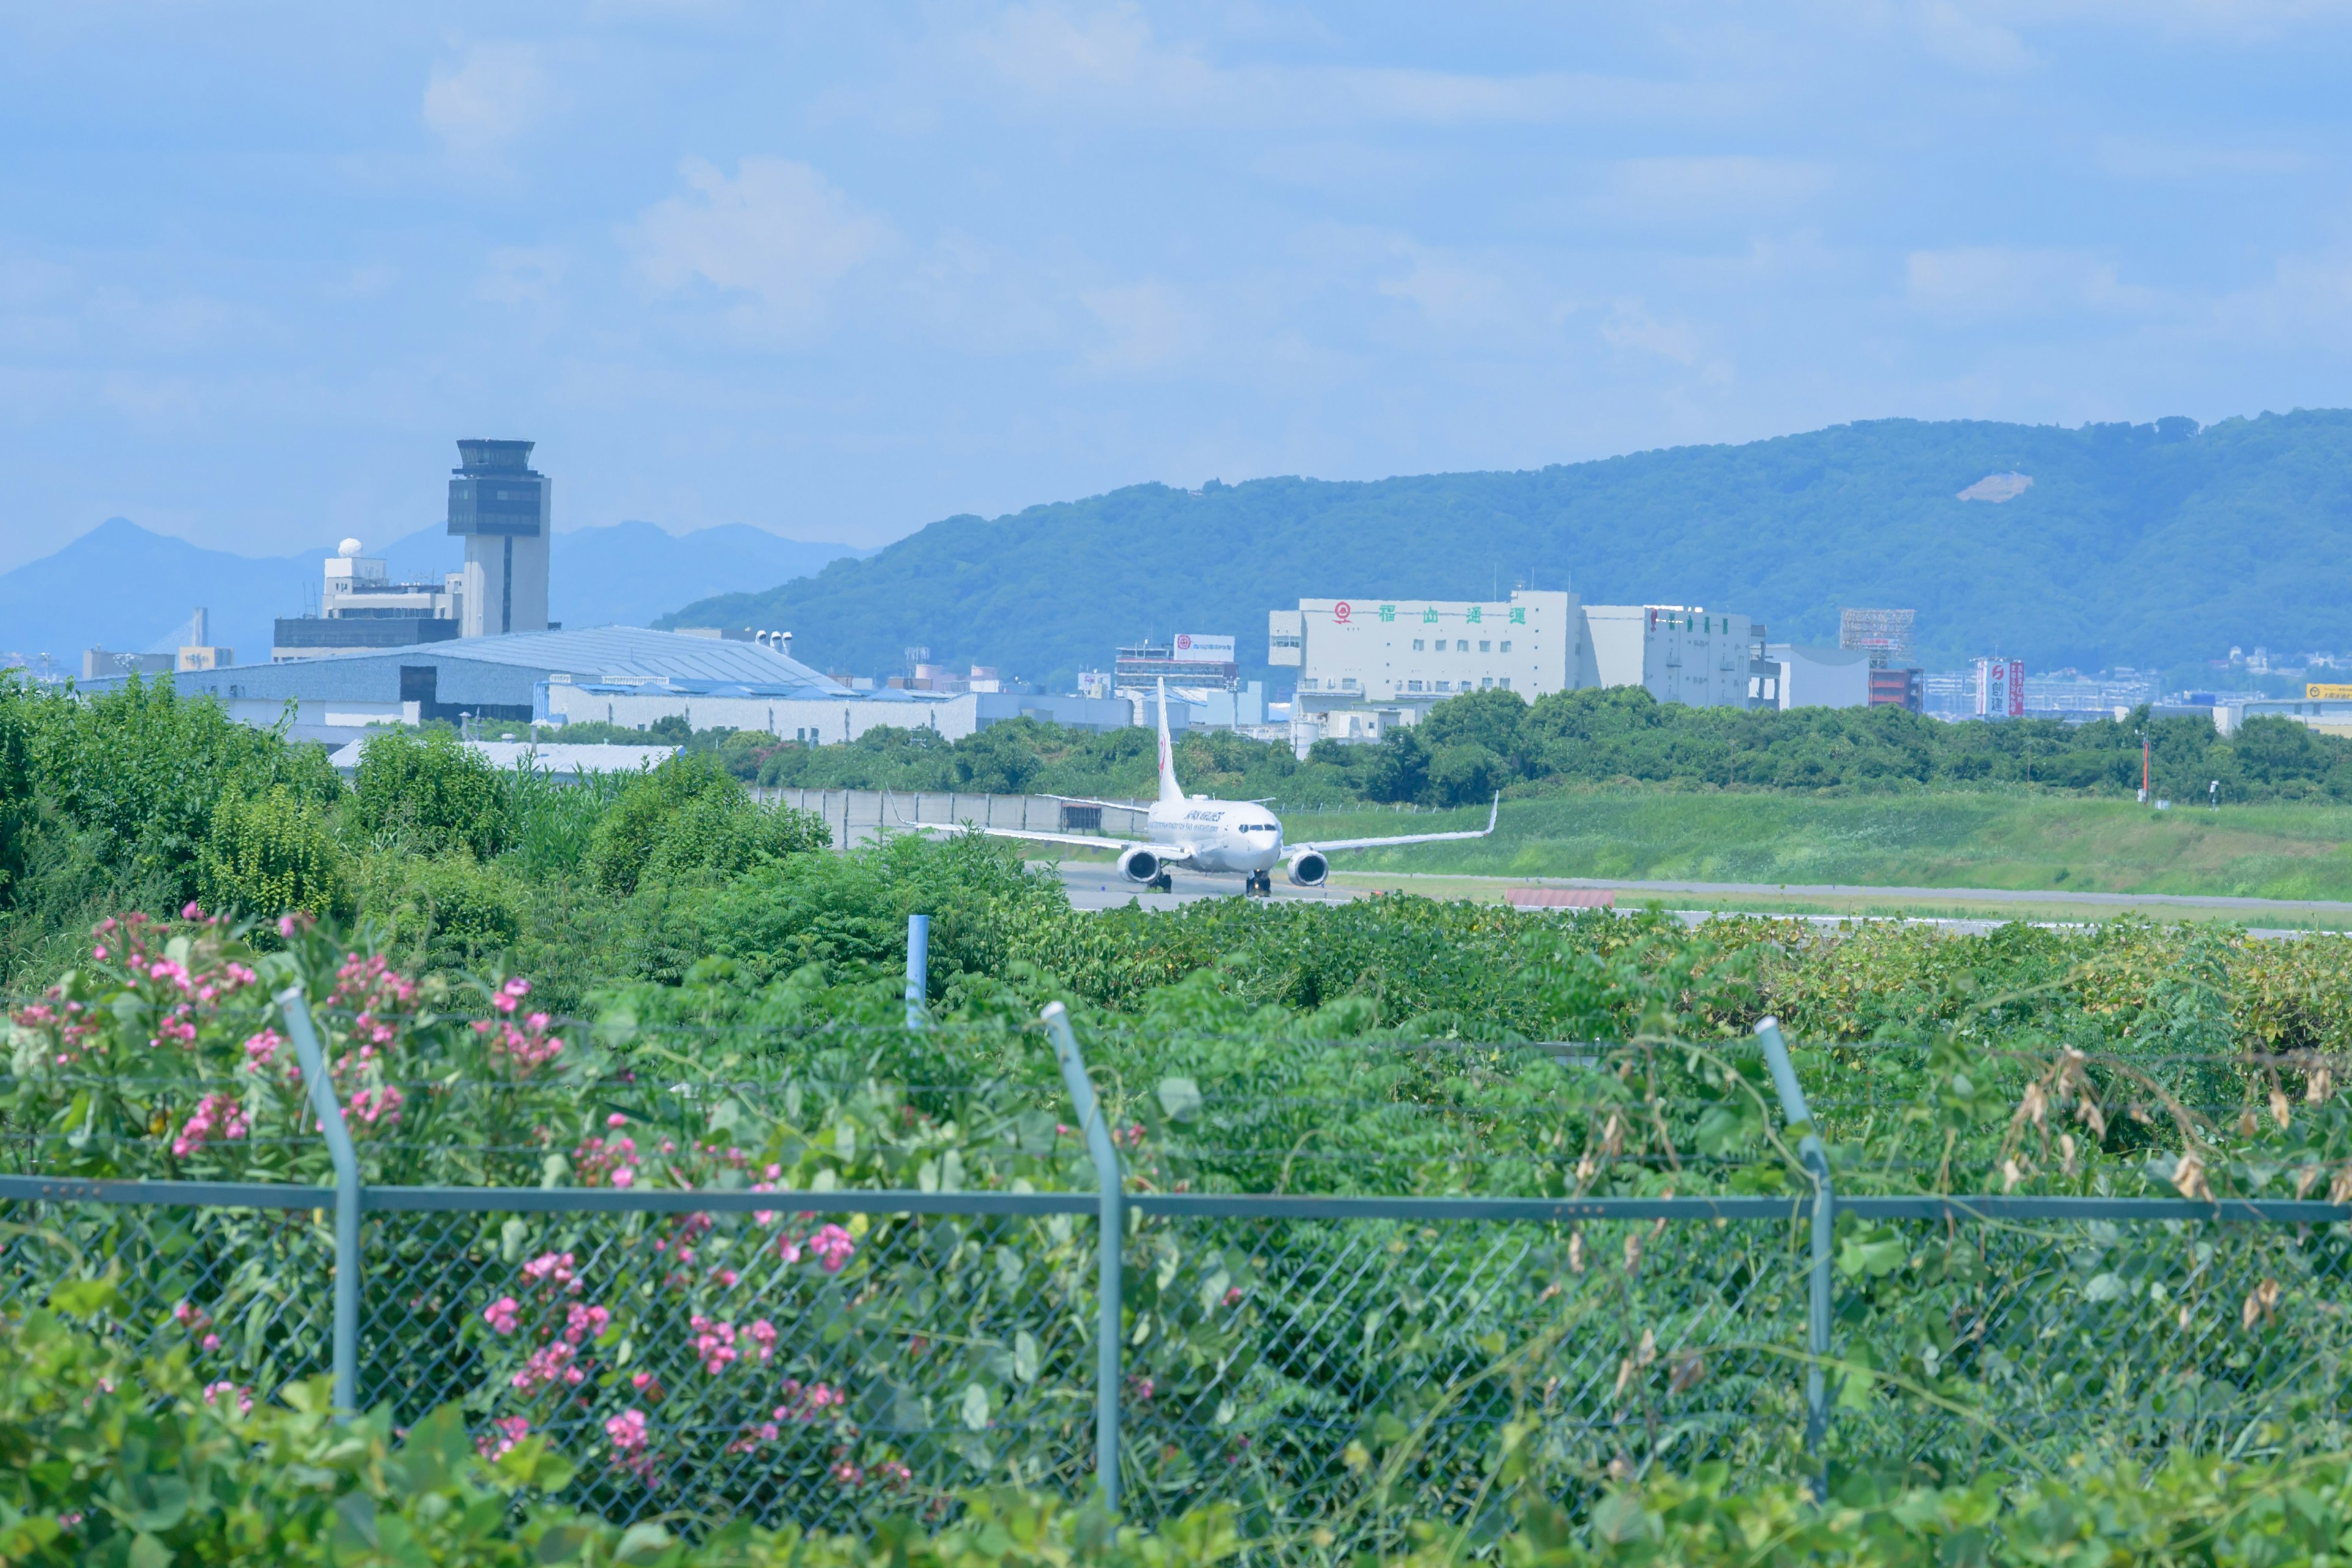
440, 628, 848, 689
82, 628, 851, 693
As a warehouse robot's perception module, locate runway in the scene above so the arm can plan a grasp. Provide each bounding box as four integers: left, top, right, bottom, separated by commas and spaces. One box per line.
1052, 862, 1360, 911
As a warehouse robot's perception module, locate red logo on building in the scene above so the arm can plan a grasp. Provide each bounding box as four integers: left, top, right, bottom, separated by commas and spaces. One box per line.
1333, 601, 1352, 623
1176, 634, 1193, 650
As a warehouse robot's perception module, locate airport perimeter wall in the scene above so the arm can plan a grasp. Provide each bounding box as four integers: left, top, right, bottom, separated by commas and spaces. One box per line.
752, 786, 1151, 849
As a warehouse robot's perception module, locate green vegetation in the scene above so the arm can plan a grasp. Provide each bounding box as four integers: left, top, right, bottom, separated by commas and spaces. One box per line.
625, 684, 2352, 811
23, 1293, 2352, 1568
660, 410, 2352, 684
1303, 790, 2352, 900
25, 675, 2352, 1554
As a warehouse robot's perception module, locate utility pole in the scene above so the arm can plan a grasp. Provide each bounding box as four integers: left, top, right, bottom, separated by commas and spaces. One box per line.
2139, 729, 2150, 804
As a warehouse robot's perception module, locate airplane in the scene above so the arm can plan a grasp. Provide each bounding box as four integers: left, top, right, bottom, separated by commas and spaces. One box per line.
897, 677, 1498, 896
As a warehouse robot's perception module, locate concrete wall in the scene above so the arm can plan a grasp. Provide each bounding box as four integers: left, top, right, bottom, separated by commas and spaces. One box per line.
1769, 644, 1871, 709
753, 787, 1151, 850
545, 685, 979, 743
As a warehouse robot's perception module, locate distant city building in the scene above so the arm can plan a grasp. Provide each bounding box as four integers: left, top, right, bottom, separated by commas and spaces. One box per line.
1272, 591, 1580, 719
1868, 666, 1924, 711
1764, 644, 1870, 709
274, 540, 466, 662
88, 607, 230, 679
447, 439, 552, 639
82, 647, 176, 680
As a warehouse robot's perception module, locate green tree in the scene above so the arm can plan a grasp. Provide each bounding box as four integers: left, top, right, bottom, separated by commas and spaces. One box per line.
348, 728, 509, 857
195, 786, 352, 920
588, 755, 831, 895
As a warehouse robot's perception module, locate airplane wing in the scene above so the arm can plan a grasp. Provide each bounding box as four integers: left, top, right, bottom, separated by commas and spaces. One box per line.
894, 816, 1201, 865
1292, 793, 1500, 855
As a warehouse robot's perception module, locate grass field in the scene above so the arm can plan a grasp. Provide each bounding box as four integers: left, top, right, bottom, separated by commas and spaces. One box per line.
1275, 788, 2352, 902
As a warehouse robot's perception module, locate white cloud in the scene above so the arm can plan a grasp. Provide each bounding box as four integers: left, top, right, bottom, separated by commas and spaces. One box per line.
423, 42, 551, 156
1079, 281, 1202, 371
1910, 1, 2040, 69
632, 157, 890, 334
1594, 156, 1833, 225
1601, 303, 1703, 366
959, 2, 1735, 129
474, 247, 568, 308
1905, 247, 2162, 318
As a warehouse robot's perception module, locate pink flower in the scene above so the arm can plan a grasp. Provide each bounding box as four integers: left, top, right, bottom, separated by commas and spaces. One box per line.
182, 902, 202, 920
521, 1252, 579, 1291
477, 1415, 530, 1460
605, 1408, 648, 1452
511, 1342, 582, 1393
483, 1297, 521, 1335
809, 1224, 857, 1273
200, 1333, 221, 1352
201, 1381, 253, 1415
277, 915, 296, 937
748, 1319, 777, 1361
562, 1303, 610, 1345
611, 1166, 635, 1188
172, 1093, 248, 1158
712, 1268, 739, 1287
608, 1112, 628, 1128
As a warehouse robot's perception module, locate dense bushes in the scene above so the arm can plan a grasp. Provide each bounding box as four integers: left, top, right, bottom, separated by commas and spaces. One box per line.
21, 1287, 2352, 1568
345, 726, 511, 857
665, 688, 2352, 810
195, 786, 352, 922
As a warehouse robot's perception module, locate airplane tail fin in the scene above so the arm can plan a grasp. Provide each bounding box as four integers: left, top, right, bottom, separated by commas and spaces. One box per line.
1156, 676, 1184, 805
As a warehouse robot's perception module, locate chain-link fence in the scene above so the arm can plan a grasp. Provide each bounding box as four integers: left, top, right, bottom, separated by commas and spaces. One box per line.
9, 964, 2352, 1556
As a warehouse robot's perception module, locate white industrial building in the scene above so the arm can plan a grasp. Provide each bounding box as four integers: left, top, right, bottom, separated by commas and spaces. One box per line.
1270, 590, 1583, 714
1763, 644, 1871, 709
1270, 592, 1847, 743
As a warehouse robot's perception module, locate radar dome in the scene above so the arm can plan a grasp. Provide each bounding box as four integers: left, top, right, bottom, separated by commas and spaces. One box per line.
337, 538, 364, 558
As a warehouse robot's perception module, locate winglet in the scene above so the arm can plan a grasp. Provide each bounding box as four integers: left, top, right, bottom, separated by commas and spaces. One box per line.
1486, 791, 1500, 834
1156, 675, 1184, 806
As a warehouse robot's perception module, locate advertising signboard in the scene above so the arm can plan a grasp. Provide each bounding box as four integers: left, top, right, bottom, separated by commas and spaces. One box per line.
1977, 658, 2025, 718
1173, 633, 1235, 660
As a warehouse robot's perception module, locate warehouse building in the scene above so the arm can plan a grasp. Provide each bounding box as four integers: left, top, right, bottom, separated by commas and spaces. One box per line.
1271, 592, 1796, 741
1271, 590, 1583, 722
85, 627, 1145, 748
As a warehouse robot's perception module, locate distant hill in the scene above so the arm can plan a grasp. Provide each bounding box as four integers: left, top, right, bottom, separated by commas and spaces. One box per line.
0, 519, 868, 669
661, 410, 2352, 687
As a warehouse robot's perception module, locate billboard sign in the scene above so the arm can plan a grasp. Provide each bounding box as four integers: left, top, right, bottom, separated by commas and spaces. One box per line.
1174, 633, 1235, 660
1977, 658, 2025, 718
2309, 684, 2352, 701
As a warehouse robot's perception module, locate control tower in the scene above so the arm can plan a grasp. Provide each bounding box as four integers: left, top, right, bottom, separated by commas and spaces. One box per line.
447, 439, 551, 638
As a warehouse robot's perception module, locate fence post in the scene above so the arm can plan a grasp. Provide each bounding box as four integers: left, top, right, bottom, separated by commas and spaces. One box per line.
1042, 1001, 1122, 1512
1755, 1016, 1833, 1471
279, 984, 361, 1413
905, 914, 930, 1030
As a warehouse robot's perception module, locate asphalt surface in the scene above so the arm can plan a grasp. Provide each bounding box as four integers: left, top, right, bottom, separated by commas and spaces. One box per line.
1054, 862, 1357, 910
1047, 862, 2333, 939
1382, 872, 2352, 917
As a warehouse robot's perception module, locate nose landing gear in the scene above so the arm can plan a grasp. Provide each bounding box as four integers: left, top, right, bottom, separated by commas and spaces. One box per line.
1245, 870, 1272, 897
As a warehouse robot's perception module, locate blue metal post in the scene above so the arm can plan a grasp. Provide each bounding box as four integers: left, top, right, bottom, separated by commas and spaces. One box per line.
1042, 1001, 1121, 1511
279, 985, 360, 1412
905, 914, 929, 1030
1757, 1016, 1833, 1468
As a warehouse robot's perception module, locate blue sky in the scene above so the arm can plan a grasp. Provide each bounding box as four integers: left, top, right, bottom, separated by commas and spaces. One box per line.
4, 2, 2352, 574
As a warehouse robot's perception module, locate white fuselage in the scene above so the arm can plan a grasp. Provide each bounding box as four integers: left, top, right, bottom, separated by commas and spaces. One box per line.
1144, 796, 1286, 875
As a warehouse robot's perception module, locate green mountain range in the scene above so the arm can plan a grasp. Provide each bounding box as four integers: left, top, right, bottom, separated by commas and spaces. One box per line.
661, 410, 2352, 688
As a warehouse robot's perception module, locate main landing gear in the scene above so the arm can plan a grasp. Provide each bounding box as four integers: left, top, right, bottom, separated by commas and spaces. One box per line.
1150, 872, 1174, 893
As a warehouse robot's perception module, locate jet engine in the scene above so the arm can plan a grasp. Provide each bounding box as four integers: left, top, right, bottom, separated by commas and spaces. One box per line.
1286, 850, 1329, 888
1116, 846, 1164, 885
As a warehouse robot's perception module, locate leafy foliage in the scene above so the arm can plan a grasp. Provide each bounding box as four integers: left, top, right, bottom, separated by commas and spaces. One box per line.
675, 693, 2352, 809
195, 786, 352, 922
347, 727, 512, 858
